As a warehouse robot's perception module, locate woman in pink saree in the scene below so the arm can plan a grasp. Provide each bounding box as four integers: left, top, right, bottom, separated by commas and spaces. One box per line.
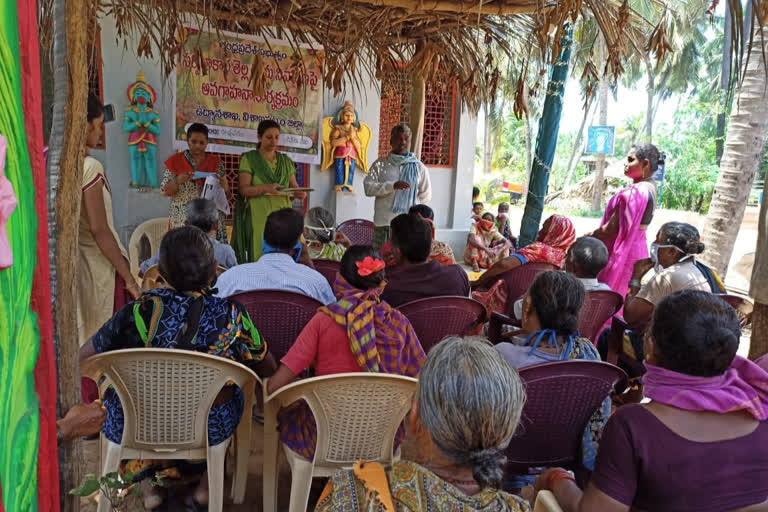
590, 144, 658, 297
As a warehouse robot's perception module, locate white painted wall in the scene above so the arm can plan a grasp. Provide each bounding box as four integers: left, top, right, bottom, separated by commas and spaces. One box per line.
95, 14, 476, 246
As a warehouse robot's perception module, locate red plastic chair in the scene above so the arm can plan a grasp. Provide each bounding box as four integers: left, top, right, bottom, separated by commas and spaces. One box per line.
397, 296, 486, 353
312, 259, 340, 287
579, 290, 623, 342
504, 360, 626, 479
337, 219, 375, 246
229, 290, 322, 361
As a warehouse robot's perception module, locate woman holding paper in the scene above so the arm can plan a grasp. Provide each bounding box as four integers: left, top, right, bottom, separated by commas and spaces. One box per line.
232, 119, 306, 263
162, 123, 230, 242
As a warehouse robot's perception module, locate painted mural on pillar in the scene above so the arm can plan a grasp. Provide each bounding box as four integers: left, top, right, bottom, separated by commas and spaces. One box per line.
321, 101, 371, 193
124, 72, 161, 189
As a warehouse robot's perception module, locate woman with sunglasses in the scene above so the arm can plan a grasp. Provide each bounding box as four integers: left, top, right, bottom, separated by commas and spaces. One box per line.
588, 144, 659, 297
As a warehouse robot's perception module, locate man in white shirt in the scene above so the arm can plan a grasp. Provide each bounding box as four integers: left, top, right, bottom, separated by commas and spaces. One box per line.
364, 124, 432, 249
514, 236, 612, 319
216, 208, 335, 304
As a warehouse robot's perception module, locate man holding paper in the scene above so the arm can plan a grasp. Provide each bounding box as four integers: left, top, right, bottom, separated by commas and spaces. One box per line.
162, 123, 230, 242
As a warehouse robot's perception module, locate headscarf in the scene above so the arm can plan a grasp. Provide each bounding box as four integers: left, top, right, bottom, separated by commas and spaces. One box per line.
517, 214, 575, 268
389, 152, 421, 214
643, 356, 768, 420
318, 274, 423, 374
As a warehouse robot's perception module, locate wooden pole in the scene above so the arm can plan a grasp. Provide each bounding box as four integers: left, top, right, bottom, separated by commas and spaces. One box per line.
409, 75, 426, 158
362, 0, 538, 15
590, 37, 608, 213
48, 0, 89, 507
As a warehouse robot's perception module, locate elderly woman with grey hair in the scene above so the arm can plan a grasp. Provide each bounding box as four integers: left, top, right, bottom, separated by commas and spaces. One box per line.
303, 206, 351, 261
315, 336, 531, 512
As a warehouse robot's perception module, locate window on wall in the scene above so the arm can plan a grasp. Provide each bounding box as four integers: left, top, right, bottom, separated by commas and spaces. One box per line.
378, 67, 457, 167
88, 26, 106, 149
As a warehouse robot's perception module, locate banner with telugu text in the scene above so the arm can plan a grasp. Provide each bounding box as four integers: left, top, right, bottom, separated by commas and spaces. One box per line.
174, 28, 323, 164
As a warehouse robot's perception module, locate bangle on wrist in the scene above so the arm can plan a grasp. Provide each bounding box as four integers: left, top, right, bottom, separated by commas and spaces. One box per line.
545, 469, 575, 490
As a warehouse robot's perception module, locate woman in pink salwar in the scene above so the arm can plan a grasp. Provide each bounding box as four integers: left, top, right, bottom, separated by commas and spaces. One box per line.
590, 144, 658, 297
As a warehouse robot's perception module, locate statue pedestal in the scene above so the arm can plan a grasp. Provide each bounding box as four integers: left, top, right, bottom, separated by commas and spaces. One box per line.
332, 184, 375, 225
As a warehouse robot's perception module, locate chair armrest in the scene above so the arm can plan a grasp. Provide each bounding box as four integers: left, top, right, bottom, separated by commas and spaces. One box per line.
488, 312, 520, 344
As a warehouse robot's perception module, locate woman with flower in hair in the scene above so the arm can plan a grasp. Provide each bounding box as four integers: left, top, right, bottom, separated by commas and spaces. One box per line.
267, 245, 426, 459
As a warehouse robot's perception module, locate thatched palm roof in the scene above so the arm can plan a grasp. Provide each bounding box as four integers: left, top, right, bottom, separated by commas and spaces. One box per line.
44, 0, 656, 110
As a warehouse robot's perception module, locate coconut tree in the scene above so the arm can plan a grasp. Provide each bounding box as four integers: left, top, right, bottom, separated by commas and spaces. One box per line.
701, 8, 768, 278
749, 175, 768, 359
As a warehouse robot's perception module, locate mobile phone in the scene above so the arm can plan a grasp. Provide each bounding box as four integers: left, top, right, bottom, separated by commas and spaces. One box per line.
103, 104, 116, 123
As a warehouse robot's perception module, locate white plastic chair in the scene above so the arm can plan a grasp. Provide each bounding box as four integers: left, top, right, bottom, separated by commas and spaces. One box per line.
81, 348, 260, 512
128, 217, 168, 280
262, 373, 418, 512
535, 490, 565, 512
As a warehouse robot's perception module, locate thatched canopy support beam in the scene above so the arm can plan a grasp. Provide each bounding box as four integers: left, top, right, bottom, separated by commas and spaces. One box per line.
362, 0, 538, 15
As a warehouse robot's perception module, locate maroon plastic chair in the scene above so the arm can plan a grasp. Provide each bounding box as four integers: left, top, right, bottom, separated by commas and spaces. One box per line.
229, 290, 322, 361
579, 290, 623, 342
397, 296, 486, 353
499, 262, 559, 313
337, 219, 375, 246
504, 360, 627, 479
312, 259, 340, 287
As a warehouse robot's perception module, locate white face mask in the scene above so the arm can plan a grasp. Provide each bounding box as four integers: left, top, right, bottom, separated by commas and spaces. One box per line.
650, 242, 690, 272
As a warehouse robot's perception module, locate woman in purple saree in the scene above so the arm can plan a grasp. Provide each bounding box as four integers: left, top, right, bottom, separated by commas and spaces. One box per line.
590, 144, 658, 297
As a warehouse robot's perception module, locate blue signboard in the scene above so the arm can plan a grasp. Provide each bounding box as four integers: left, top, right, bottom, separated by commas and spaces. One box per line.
586, 126, 615, 155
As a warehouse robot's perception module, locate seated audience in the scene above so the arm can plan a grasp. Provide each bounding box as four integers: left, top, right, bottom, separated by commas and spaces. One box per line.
304, 206, 351, 262
537, 290, 768, 512
512, 236, 612, 320
496, 201, 516, 244
381, 212, 470, 307
472, 214, 576, 316
472, 200, 484, 221
495, 271, 607, 478
79, 226, 275, 509
380, 204, 456, 266
315, 336, 531, 512
216, 208, 335, 304
598, 222, 725, 364
267, 246, 425, 459
140, 198, 237, 275
464, 212, 513, 272
472, 185, 480, 203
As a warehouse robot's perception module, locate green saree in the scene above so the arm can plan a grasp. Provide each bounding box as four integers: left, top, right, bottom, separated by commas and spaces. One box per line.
232, 150, 295, 263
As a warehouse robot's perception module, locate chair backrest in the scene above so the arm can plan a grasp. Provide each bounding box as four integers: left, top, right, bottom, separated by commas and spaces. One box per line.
716, 293, 754, 328
128, 217, 169, 279
397, 296, 486, 353
578, 290, 623, 342
81, 348, 259, 451
312, 259, 341, 287
141, 265, 167, 291
504, 360, 626, 474
229, 290, 322, 361
499, 262, 558, 314
337, 219, 375, 246
268, 373, 417, 467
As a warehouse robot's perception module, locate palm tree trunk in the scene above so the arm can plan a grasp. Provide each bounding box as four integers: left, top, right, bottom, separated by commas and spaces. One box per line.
591, 53, 609, 213
524, 109, 532, 183
644, 57, 654, 142
701, 22, 768, 277
483, 104, 493, 174
748, 174, 768, 359
563, 99, 594, 189
716, 5, 732, 164
48, 0, 89, 507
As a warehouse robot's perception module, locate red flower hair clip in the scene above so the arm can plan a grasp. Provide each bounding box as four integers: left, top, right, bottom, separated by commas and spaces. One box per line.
356, 256, 385, 276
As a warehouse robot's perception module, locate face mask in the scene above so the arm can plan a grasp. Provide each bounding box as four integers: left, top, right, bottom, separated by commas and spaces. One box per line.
650, 242, 689, 273
262, 239, 303, 262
